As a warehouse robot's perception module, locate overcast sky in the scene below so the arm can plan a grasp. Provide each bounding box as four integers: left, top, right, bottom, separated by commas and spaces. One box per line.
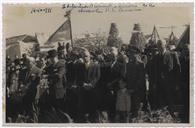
3, 3, 193, 43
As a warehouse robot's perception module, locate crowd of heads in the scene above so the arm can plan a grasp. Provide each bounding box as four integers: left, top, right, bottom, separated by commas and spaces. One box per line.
6, 39, 190, 72
5, 39, 190, 123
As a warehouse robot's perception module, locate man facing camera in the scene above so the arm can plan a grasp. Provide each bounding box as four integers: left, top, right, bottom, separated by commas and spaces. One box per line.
75, 50, 100, 122
46, 49, 66, 111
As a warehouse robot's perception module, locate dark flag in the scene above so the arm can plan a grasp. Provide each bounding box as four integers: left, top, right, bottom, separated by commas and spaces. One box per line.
176, 25, 190, 50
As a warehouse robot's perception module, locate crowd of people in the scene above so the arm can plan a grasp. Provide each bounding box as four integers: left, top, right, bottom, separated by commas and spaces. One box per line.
6, 40, 189, 123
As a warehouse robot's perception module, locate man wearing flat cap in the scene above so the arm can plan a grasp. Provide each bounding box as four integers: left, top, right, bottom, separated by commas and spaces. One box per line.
46, 49, 66, 111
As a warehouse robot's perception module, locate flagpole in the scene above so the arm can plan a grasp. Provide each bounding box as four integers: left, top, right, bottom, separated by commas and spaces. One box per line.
65, 10, 73, 47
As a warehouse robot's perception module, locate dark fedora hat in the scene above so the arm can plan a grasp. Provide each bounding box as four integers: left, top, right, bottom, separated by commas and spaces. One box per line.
47, 49, 57, 58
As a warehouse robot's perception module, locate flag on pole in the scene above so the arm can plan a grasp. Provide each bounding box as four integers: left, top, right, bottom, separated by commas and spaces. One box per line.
35, 33, 50, 46
46, 19, 71, 44
176, 25, 190, 50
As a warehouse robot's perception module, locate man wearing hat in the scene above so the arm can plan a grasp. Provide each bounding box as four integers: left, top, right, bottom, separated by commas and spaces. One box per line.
168, 45, 181, 105
145, 46, 160, 110
22, 58, 42, 118
179, 43, 189, 122
103, 47, 126, 122
6, 55, 12, 88
126, 53, 146, 117
75, 49, 100, 122
156, 40, 175, 110
46, 49, 66, 111
18, 53, 30, 89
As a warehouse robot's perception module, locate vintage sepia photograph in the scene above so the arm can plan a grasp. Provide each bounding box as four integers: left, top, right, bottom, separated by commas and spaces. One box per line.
2, 2, 193, 126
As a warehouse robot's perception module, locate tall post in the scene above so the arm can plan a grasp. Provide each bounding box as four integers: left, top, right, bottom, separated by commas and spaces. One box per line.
69, 16, 73, 47
65, 10, 73, 47
153, 26, 156, 44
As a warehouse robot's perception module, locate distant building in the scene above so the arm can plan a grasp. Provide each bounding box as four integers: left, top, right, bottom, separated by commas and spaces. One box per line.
6, 34, 38, 60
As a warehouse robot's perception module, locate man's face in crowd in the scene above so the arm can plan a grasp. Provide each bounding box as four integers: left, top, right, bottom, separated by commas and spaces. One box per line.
60, 49, 65, 54
125, 56, 129, 63
7, 56, 10, 59
11, 62, 15, 66
36, 54, 40, 58
157, 41, 166, 54
83, 53, 90, 63
50, 56, 58, 64
67, 47, 72, 53
110, 49, 118, 60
